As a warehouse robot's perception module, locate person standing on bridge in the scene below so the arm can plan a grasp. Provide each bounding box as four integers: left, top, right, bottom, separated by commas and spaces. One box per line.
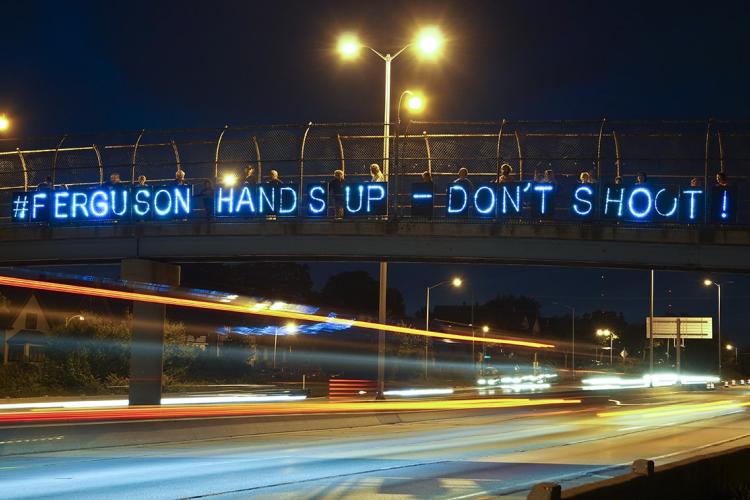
37, 176, 54, 190
635, 172, 648, 185
174, 169, 187, 186
716, 172, 729, 187
244, 163, 257, 184
198, 179, 214, 219
105, 172, 122, 188
497, 163, 513, 184
136, 175, 147, 186
268, 170, 282, 185
453, 167, 474, 191
329, 169, 345, 219
579, 171, 594, 184
370, 163, 385, 182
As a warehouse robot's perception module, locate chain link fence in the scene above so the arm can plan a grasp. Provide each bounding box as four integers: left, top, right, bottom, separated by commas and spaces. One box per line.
0, 120, 747, 223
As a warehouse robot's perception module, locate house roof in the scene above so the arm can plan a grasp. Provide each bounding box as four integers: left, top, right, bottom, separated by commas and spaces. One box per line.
6, 329, 48, 346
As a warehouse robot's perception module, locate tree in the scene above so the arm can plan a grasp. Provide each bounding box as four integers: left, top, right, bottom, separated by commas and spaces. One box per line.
319, 271, 405, 318
181, 262, 314, 302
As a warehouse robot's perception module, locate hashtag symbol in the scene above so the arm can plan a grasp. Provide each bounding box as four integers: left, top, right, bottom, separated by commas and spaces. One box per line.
12, 195, 29, 220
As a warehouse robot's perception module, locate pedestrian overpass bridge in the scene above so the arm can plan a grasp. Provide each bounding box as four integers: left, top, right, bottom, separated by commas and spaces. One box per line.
0, 219, 747, 272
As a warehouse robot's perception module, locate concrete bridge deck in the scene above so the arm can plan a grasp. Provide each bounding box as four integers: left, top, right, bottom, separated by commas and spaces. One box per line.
0, 220, 747, 271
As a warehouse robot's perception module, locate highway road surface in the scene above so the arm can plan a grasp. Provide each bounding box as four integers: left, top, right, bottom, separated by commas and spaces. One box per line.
3, 390, 750, 499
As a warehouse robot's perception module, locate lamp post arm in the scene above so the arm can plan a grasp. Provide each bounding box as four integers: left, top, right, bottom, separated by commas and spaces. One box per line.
391, 43, 412, 60
364, 46, 387, 60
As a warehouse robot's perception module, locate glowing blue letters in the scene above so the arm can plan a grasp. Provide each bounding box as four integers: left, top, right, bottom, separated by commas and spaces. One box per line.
572, 185, 594, 216
9, 179, 738, 225
447, 185, 469, 215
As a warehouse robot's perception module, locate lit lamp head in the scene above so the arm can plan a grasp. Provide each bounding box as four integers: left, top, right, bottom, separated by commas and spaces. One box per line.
337, 33, 361, 59
451, 277, 463, 288
0, 114, 9, 132
482, 325, 490, 333
77, 315, 85, 321
415, 26, 443, 58
222, 173, 238, 187
703, 279, 713, 287
726, 344, 734, 351
285, 322, 298, 335
406, 93, 425, 113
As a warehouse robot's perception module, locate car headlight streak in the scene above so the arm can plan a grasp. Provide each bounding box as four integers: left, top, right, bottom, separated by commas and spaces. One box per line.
0, 275, 555, 349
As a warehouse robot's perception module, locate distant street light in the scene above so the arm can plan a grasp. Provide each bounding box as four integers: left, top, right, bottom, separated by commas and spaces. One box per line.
596, 328, 618, 365
704, 279, 733, 375
480, 325, 490, 376
0, 114, 9, 132
552, 302, 576, 378
425, 277, 462, 379
727, 344, 739, 364
273, 322, 298, 369
65, 314, 85, 327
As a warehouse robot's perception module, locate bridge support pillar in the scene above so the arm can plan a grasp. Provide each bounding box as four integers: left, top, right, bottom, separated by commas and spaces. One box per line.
121, 259, 181, 406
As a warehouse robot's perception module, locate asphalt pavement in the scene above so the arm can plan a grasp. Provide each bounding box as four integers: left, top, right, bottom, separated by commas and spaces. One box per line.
2, 390, 750, 499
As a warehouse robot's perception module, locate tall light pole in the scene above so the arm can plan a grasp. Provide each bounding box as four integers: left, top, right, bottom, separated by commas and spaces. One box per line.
273, 322, 297, 369
727, 344, 738, 364
596, 329, 617, 366
704, 279, 733, 376
337, 27, 443, 180
552, 302, 576, 378
425, 277, 462, 379
338, 28, 443, 399
481, 324, 489, 376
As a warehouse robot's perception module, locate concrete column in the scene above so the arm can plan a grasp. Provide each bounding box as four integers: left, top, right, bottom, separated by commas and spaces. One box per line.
121, 259, 180, 406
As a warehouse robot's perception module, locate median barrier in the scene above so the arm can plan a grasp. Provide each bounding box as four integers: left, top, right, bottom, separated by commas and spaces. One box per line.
527, 446, 750, 499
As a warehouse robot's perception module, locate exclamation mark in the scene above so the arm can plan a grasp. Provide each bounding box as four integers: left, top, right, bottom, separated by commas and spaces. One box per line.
721, 190, 729, 220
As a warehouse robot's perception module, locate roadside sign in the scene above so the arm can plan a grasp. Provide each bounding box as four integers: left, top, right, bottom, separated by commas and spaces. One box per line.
645, 317, 713, 339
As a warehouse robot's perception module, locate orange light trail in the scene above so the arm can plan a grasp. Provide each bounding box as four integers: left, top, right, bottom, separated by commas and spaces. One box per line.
0, 398, 580, 424
0, 275, 554, 349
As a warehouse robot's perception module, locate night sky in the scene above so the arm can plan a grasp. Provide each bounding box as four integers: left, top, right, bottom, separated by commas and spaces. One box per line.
1, 1, 749, 342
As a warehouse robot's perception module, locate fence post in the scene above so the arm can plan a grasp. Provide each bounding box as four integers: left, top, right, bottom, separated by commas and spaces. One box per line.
52, 134, 67, 187
596, 118, 606, 181
213, 125, 228, 180
495, 119, 506, 181
300, 122, 313, 200
17, 149, 28, 191
514, 130, 523, 181
170, 140, 182, 175
92, 144, 103, 185
131, 129, 145, 184
252, 135, 262, 182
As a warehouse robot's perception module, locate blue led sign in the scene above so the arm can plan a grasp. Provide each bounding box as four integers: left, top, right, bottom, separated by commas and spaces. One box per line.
10, 180, 738, 225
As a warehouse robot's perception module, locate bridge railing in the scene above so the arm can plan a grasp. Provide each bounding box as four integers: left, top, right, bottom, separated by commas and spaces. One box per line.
0, 120, 748, 224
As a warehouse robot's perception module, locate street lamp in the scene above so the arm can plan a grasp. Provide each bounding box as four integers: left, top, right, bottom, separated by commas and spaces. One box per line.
596, 328, 617, 366
65, 314, 85, 327
273, 322, 297, 369
337, 26, 444, 398
336, 26, 444, 179
0, 114, 9, 133
395, 89, 426, 212
704, 279, 733, 375
425, 276, 462, 379
552, 302, 576, 378
726, 344, 738, 364
480, 325, 490, 376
